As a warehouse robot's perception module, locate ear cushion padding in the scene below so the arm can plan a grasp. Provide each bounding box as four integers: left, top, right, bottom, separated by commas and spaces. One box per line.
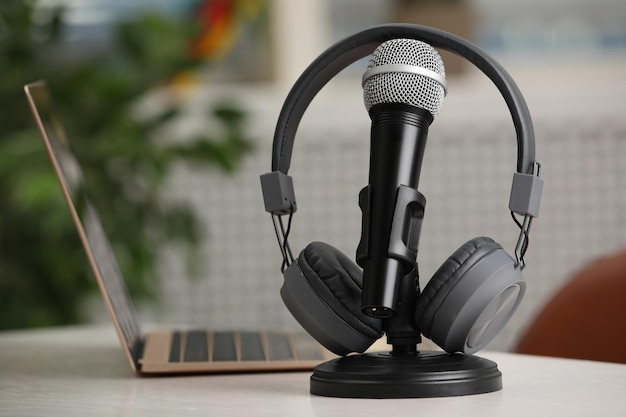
415, 236, 525, 354
298, 242, 383, 339
415, 237, 503, 337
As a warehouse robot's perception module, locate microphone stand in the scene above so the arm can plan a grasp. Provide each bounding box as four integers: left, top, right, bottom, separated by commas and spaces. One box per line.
309, 188, 503, 398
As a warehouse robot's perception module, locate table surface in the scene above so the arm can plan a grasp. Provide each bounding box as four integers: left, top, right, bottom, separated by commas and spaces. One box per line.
1, 325, 625, 417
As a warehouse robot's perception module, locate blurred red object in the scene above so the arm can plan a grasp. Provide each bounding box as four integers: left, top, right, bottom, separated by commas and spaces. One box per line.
515, 250, 626, 364
191, 0, 236, 59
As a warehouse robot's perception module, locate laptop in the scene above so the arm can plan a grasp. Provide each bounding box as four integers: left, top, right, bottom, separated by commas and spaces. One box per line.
24, 81, 333, 374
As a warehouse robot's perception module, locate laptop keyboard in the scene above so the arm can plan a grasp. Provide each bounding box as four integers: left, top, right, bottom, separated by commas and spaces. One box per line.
168, 330, 324, 363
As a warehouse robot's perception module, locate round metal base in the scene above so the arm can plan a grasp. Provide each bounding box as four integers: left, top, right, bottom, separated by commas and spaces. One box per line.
310, 350, 502, 398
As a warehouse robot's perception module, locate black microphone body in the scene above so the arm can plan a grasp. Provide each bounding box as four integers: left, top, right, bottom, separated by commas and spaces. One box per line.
358, 103, 432, 318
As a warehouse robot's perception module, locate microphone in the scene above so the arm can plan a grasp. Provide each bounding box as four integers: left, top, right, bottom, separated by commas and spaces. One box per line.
357, 39, 447, 319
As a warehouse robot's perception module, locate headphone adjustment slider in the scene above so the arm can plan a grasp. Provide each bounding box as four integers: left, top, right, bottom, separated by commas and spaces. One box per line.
508, 162, 543, 218
260, 171, 297, 215
511, 161, 542, 269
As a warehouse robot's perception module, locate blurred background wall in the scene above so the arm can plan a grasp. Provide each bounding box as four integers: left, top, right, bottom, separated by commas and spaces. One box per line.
3, 0, 625, 352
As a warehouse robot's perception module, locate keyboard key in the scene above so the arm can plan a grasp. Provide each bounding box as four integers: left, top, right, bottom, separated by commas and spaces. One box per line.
293, 333, 324, 361
169, 331, 182, 363
213, 332, 237, 362
240, 332, 266, 361
184, 330, 209, 362
266, 332, 294, 361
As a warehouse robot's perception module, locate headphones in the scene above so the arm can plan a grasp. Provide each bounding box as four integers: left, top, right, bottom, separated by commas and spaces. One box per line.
261, 24, 543, 357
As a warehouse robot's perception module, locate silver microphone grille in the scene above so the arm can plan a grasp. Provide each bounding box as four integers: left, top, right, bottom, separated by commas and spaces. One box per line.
363, 39, 446, 118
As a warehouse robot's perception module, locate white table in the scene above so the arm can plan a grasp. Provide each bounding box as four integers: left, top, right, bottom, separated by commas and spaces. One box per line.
1, 326, 625, 416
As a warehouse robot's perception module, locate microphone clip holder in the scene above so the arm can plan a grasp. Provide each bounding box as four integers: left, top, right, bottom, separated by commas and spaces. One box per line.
356, 184, 426, 269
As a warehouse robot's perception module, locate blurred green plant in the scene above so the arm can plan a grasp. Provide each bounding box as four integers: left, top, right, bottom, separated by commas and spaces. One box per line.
0, 1, 253, 329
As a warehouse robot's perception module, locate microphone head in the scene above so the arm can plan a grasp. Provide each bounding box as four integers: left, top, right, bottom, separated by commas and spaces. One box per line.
363, 39, 446, 118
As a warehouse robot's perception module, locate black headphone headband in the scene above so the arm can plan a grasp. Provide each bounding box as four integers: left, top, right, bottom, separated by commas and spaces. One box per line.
271, 23, 536, 175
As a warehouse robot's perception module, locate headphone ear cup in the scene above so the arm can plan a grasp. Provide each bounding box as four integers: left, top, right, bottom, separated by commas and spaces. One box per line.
415, 237, 525, 354
280, 242, 383, 356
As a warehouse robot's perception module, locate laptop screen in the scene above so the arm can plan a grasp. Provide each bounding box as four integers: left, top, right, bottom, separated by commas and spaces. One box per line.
24, 81, 142, 360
